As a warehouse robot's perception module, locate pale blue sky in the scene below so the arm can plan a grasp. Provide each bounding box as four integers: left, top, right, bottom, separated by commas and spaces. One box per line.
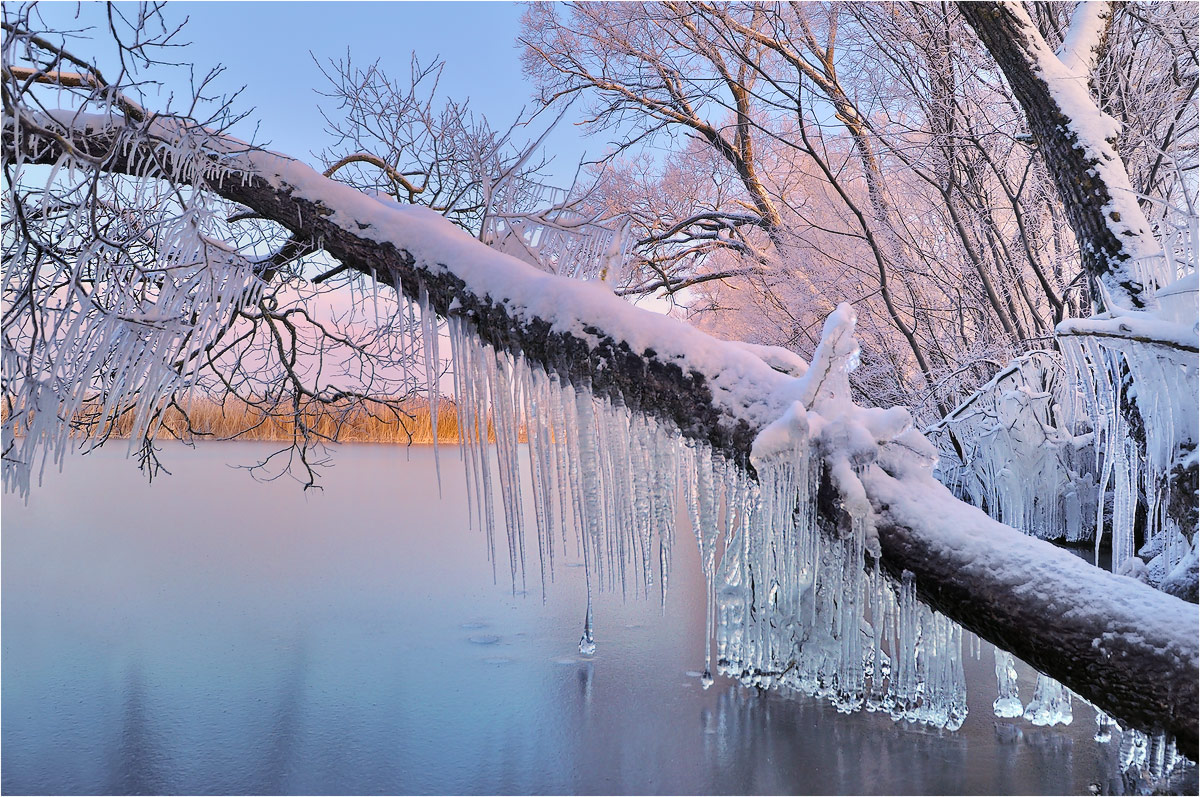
33, 1, 591, 183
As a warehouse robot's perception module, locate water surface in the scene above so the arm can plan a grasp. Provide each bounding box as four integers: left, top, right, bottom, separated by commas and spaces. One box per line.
0, 443, 1150, 794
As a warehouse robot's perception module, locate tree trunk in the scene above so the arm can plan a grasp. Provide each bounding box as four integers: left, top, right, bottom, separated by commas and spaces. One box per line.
961, 1, 1198, 542
862, 466, 1198, 757
958, 1, 1156, 310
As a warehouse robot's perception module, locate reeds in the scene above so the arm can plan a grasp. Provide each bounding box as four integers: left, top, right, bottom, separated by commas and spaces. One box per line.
3, 395, 495, 445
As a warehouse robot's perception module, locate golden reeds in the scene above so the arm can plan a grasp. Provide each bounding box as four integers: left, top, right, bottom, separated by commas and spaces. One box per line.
2, 395, 515, 445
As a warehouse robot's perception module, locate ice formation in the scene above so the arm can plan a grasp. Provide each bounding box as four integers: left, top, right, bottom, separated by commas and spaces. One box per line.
929, 351, 1098, 543
1058, 304, 1199, 580
433, 293, 1195, 766
2, 116, 266, 496
483, 211, 633, 285
480, 175, 633, 285
993, 649, 1023, 718
436, 302, 970, 730
7, 107, 1193, 774
928, 331, 1195, 580
1024, 673, 1074, 727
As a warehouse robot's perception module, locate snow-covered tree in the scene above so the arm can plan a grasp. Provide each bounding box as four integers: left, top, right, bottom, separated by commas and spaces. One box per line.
521, 1, 1196, 419
2, 1, 1196, 759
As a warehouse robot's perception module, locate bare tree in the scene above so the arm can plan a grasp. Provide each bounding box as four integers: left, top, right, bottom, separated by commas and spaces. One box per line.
521, 1, 1196, 418
1, 3, 432, 490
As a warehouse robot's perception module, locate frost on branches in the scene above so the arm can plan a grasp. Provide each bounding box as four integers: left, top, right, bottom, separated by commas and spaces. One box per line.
480, 177, 635, 286
2, 112, 266, 497
926, 281, 1198, 596
1058, 276, 1200, 600
3, 34, 1195, 765
929, 351, 1099, 544
946, 1, 1200, 603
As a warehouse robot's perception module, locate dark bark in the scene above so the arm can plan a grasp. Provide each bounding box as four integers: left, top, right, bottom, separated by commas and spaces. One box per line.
2, 123, 758, 460
961, 2, 1198, 556
5, 120, 1196, 758
958, 2, 1153, 310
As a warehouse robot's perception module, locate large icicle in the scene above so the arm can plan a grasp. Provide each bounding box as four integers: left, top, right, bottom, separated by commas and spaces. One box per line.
439, 301, 1182, 743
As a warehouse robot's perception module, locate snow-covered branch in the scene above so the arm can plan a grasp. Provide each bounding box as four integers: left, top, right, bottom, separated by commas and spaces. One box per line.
958, 1, 1166, 311
5, 101, 1197, 756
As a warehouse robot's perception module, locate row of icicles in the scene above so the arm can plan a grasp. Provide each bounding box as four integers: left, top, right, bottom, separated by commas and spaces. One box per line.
427, 290, 1186, 787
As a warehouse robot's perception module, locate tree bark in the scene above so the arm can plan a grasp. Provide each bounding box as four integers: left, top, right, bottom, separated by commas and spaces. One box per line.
862, 466, 1198, 758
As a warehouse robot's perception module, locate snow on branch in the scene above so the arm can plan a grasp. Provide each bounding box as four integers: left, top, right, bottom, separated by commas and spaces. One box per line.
1055, 1, 1113, 76
959, 2, 1168, 310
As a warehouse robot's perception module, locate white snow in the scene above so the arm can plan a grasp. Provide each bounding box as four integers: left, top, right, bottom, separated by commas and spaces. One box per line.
862, 464, 1198, 677
236, 147, 809, 439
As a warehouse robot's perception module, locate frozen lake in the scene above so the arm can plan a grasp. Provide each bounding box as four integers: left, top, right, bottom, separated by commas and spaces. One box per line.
0, 442, 1165, 794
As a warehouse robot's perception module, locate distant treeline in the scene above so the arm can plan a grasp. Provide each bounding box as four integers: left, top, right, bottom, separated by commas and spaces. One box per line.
3, 395, 510, 445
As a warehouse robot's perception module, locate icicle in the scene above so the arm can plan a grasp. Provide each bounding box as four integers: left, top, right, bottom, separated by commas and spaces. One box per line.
418, 283, 443, 497
890, 570, 922, 723
865, 560, 890, 711
1023, 674, 1073, 726
1120, 728, 1149, 773
926, 350, 1100, 546
579, 584, 596, 656
689, 443, 721, 687
993, 649, 1023, 717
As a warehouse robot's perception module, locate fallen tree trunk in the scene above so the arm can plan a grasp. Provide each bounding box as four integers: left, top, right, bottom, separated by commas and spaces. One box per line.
5, 120, 1197, 757
864, 466, 1198, 757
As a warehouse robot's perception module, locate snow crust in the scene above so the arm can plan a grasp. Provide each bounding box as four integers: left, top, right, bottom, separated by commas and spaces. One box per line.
863, 465, 1198, 671
235, 148, 813, 439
